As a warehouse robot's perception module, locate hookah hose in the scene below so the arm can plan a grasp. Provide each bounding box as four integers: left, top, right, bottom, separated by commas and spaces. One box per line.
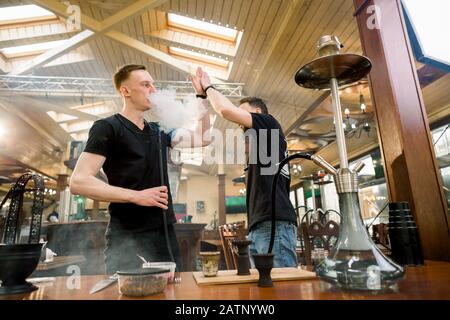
158, 130, 177, 270
269, 153, 312, 254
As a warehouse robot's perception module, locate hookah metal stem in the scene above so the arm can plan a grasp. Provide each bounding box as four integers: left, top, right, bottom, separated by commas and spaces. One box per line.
330, 77, 349, 169
269, 153, 312, 253
310, 179, 316, 212
158, 130, 176, 267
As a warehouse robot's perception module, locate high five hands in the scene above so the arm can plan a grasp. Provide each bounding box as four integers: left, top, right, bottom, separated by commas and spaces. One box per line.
189, 67, 213, 96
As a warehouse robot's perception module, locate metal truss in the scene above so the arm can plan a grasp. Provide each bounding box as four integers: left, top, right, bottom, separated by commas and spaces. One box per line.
0, 75, 245, 98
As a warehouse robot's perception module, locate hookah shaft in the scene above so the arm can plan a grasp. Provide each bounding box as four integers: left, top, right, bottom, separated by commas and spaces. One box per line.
329, 77, 349, 169
158, 131, 176, 267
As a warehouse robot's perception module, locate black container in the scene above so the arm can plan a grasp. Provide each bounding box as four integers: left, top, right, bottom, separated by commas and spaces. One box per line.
0, 243, 43, 295
388, 202, 424, 266
232, 239, 252, 276
253, 253, 274, 287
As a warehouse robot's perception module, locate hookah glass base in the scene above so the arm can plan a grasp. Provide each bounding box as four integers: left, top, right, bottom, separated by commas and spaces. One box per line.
315, 193, 405, 291
316, 249, 405, 291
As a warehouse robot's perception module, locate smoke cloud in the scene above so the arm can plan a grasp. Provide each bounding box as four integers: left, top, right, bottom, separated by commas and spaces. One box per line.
148, 89, 206, 132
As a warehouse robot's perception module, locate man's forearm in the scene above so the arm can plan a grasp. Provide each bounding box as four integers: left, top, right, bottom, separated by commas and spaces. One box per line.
199, 99, 211, 146
206, 88, 237, 117
70, 175, 136, 203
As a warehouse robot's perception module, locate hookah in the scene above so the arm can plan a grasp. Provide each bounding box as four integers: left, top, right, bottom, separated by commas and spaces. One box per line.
270, 35, 405, 291
0, 173, 45, 294
157, 128, 178, 274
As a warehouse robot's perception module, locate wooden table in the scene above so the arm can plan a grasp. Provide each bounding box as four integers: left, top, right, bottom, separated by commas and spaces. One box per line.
1, 260, 449, 300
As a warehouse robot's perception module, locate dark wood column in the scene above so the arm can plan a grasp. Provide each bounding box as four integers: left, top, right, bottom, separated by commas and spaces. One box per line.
354, 0, 450, 260
217, 173, 226, 226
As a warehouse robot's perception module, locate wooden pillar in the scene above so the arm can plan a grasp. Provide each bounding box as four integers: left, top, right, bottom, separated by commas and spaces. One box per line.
354, 0, 450, 260
91, 200, 100, 220
217, 170, 226, 226
56, 174, 69, 200
218, 174, 226, 226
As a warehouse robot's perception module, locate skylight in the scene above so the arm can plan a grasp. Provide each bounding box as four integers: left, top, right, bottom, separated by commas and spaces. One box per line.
403, 0, 450, 69
0, 4, 55, 25
1, 40, 67, 58
169, 47, 229, 68
167, 13, 238, 42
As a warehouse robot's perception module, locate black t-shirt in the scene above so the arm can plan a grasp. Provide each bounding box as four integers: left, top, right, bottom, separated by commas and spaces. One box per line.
83, 113, 176, 232
245, 113, 296, 231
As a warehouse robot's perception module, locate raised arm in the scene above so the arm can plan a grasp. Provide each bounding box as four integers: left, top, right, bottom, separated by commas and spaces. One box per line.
197, 67, 253, 128
69, 152, 169, 209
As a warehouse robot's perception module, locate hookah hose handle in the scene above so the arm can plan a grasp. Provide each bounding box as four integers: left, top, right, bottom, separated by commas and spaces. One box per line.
269, 153, 312, 254
158, 130, 176, 270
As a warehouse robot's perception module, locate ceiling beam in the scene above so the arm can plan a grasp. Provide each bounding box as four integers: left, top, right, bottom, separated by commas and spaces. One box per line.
32, 0, 101, 31
0, 99, 69, 148
0, 22, 77, 48
106, 30, 224, 83
148, 30, 235, 60
8, 29, 95, 75
285, 92, 330, 134
30, 0, 224, 82
0, 55, 8, 73
10, 0, 169, 75
99, 0, 168, 32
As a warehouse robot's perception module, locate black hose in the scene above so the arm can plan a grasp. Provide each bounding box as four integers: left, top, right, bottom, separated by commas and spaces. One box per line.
158, 130, 176, 270
269, 153, 312, 253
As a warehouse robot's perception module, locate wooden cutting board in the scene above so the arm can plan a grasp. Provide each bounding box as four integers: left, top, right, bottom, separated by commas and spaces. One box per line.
193, 267, 317, 286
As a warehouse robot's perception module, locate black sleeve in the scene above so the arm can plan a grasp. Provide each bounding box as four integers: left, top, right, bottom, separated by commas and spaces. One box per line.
83, 119, 114, 157
250, 113, 280, 130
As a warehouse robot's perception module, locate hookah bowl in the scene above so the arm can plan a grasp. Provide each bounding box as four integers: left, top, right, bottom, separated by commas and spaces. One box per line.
0, 173, 45, 295
252, 253, 274, 287
0, 243, 43, 295
292, 35, 405, 291
232, 239, 252, 276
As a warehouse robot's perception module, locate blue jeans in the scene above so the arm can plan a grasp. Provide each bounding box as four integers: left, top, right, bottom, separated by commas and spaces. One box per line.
248, 220, 298, 268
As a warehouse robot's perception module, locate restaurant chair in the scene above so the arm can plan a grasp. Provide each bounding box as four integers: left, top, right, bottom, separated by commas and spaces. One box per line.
219, 223, 246, 270
372, 223, 391, 256
299, 209, 341, 267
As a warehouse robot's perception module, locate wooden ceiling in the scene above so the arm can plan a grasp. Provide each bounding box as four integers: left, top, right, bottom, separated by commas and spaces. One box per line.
0, 0, 448, 187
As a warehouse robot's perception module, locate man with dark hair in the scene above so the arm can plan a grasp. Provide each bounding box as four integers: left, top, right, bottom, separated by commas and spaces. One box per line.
190, 67, 297, 267
70, 65, 210, 274
238, 97, 269, 115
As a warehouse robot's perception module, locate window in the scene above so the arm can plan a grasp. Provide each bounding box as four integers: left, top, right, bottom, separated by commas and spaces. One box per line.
1, 40, 67, 59
169, 47, 229, 68
167, 13, 238, 42
0, 4, 56, 25
403, 0, 450, 70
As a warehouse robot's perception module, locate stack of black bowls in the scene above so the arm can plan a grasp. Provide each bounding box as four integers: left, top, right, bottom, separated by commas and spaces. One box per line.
387, 202, 424, 266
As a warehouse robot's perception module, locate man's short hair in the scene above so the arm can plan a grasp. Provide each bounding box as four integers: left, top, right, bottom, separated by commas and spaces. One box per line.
113, 64, 146, 91
239, 97, 269, 114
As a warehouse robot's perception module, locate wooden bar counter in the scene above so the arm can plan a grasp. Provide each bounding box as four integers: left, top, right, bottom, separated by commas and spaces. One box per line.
1, 261, 449, 300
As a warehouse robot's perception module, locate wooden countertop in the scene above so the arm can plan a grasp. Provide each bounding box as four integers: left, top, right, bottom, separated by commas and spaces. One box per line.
2, 261, 449, 300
